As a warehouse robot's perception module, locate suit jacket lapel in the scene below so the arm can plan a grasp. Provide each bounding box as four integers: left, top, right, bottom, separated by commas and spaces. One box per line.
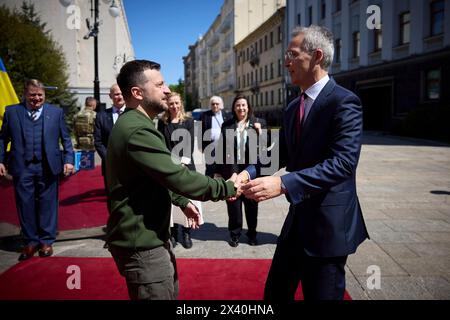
297, 78, 336, 151
107, 109, 114, 129
285, 96, 299, 149
16, 103, 28, 144
42, 104, 50, 139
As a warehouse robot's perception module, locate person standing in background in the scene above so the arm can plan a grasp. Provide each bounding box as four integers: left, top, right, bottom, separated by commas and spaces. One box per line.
94, 84, 125, 192
0, 79, 74, 261
158, 92, 201, 249
73, 96, 97, 151
200, 96, 231, 177
215, 95, 266, 247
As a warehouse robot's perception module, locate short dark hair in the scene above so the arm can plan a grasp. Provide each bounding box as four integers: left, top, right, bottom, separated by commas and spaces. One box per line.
85, 96, 96, 106
116, 60, 161, 100
231, 94, 253, 121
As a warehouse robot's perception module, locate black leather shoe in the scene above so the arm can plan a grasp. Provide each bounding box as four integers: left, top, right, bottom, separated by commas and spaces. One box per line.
248, 236, 258, 246
228, 236, 239, 247
39, 244, 53, 258
18, 245, 38, 261
181, 231, 193, 249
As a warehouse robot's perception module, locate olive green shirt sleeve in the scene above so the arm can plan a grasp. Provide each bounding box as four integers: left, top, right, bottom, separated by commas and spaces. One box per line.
170, 191, 190, 209
127, 126, 236, 201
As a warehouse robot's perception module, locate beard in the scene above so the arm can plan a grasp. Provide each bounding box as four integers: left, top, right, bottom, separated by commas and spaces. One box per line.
142, 95, 167, 114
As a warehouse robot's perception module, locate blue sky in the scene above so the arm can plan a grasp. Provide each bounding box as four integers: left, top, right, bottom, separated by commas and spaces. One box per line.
123, 0, 224, 86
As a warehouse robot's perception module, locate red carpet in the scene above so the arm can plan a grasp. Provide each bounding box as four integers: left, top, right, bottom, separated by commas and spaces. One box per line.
0, 166, 108, 230
0, 257, 351, 300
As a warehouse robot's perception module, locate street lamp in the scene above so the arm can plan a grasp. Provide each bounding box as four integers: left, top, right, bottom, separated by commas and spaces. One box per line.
83, 0, 120, 105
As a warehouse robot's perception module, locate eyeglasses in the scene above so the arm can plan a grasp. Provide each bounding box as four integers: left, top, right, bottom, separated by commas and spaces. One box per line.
284, 50, 298, 61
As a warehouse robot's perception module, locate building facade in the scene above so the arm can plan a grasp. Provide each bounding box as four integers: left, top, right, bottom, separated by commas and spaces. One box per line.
185, 0, 286, 111
2, 0, 134, 110
286, 0, 450, 138
235, 8, 286, 125
183, 43, 198, 110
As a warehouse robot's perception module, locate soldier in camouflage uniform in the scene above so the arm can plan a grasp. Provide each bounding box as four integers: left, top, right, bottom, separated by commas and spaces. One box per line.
73, 97, 97, 150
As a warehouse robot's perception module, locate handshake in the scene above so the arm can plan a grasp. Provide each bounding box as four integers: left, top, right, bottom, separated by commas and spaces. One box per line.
183, 172, 284, 230
226, 171, 285, 203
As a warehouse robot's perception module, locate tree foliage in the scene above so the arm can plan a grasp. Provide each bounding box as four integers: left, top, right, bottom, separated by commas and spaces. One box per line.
169, 78, 192, 111
0, 3, 79, 131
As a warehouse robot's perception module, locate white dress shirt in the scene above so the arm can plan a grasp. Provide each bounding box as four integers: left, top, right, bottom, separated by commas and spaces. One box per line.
112, 105, 125, 124
303, 75, 330, 121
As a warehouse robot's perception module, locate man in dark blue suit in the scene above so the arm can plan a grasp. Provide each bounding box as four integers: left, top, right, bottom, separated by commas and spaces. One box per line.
0, 79, 74, 261
200, 96, 232, 177
94, 83, 125, 191
241, 25, 369, 300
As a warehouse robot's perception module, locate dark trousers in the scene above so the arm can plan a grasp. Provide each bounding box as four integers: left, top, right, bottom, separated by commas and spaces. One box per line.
264, 239, 348, 301
226, 195, 258, 238
13, 161, 58, 246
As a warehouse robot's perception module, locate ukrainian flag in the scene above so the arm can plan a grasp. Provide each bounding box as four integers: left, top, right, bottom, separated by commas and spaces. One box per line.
0, 57, 19, 128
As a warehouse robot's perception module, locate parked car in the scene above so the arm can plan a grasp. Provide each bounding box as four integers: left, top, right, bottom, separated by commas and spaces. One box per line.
191, 108, 208, 121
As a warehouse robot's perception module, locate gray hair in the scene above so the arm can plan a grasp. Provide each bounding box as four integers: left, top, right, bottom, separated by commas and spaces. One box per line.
210, 95, 224, 110
291, 25, 334, 70
24, 79, 45, 92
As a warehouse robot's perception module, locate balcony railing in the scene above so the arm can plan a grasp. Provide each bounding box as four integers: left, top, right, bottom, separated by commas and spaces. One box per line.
249, 53, 260, 67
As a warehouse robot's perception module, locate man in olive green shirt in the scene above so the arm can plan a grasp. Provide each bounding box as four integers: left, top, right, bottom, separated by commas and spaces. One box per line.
105, 60, 238, 300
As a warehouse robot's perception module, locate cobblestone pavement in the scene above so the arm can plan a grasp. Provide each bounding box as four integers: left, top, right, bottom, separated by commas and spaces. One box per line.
1, 132, 449, 300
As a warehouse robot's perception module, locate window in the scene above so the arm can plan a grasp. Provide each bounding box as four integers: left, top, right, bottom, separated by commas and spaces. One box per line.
353, 32, 360, 58
271, 91, 274, 105
308, 6, 313, 25
278, 26, 282, 42
321, 0, 326, 20
259, 39, 263, 52
255, 42, 258, 55
335, 38, 341, 63
238, 76, 240, 89
265, 35, 268, 51
430, 0, 444, 36
265, 92, 268, 105
278, 88, 283, 104
335, 0, 342, 12
426, 69, 441, 100
270, 32, 274, 48
251, 71, 254, 84
265, 65, 268, 81
399, 12, 410, 44
297, 13, 301, 25
278, 59, 282, 77
374, 27, 382, 52
246, 48, 249, 61
270, 63, 274, 79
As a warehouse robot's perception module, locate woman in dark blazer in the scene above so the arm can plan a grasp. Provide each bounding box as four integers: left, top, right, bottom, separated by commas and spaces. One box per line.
157, 92, 197, 249
215, 95, 266, 247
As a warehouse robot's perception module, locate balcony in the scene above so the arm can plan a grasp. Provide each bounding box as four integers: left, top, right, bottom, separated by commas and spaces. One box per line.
221, 61, 231, 73
207, 34, 220, 47
221, 42, 231, 53
249, 53, 259, 67
211, 52, 220, 62
219, 17, 231, 34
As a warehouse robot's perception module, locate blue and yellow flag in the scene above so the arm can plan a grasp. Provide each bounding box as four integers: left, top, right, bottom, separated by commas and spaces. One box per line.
0, 57, 19, 128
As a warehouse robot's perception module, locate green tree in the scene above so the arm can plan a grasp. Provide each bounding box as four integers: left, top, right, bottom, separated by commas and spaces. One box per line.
169, 78, 190, 109
0, 3, 79, 132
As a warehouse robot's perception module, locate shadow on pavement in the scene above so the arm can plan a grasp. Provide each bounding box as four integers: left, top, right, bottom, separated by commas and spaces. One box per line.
362, 131, 450, 147
189, 222, 278, 245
